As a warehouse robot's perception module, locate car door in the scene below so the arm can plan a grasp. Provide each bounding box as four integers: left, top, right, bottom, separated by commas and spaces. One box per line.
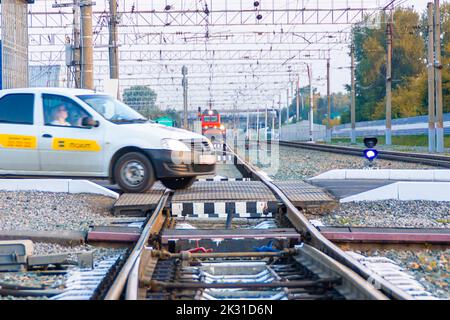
0, 93, 40, 172
38, 93, 105, 175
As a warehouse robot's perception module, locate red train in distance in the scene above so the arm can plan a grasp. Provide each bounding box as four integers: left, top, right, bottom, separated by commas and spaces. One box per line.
200, 109, 225, 134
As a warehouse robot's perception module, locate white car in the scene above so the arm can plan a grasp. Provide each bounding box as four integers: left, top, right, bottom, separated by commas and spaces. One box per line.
0, 88, 216, 192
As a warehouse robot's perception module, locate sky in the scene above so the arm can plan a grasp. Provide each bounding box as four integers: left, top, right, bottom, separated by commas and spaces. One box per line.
0, 0, 442, 109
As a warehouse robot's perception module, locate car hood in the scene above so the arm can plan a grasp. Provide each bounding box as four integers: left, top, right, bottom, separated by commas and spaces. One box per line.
120, 122, 207, 141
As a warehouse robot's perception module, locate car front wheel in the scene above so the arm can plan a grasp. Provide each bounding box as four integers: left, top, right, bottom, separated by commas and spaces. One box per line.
160, 177, 196, 190
114, 152, 155, 193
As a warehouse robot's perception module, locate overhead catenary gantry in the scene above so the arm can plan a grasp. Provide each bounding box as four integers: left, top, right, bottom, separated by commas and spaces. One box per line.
25, 0, 386, 27
0, 0, 393, 111
28, 31, 352, 47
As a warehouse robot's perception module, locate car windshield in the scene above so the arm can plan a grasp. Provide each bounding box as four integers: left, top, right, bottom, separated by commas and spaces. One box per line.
77, 94, 149, 124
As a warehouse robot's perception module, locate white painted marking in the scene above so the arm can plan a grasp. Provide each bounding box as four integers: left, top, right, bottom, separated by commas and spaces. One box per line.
193, 203, 205, 216
215, 202, 226, 215
235, 202, 247, 214
171, 203, 183, 217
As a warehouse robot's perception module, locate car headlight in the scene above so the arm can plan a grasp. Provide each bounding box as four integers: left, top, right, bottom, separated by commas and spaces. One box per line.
161, 139, 190, 152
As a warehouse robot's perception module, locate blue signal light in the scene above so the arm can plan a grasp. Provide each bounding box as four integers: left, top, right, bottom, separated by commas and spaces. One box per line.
363, 148, 379, 161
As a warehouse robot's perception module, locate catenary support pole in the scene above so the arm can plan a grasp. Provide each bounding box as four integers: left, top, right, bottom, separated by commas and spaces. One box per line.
351, 45, 356, 144
73, 0, 81, 87
326, 58, 331, 143
80, 0, 94, 89
296, 75, 300, 122
435, 0, 444, 153
428, 2, 436, 152
385, 10, 393, 146
108, 0, 119, 81
308, 64, 314, 142
182, 66, 188, 129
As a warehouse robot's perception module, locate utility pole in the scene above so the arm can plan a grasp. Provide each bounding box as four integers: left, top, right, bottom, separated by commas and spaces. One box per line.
307, 64, 314, 142
278, 93, 282, 131
265, 104, 268, 139
73, 1, 81, 87
272, 112, 275, 138
182, 66, 188, 129
428, 2, 436, 152
435, 0, 444, 153
296, 75, 300, 122
55, 0, 81, 87
256, 106, 260, 141
246, 107, 250, 134
108, 0, 119, 82
287, 83, 292, 124
326, 58, 331, 143
351, 44, 356, 144
80, 0, 94, 89
286, 88, 289, 126
385, 9, 393, 146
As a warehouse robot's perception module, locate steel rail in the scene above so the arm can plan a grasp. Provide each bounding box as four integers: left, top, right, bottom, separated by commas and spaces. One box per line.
279, 141, 450, 168
104, 190, 170, 300
228, 144, 413, 300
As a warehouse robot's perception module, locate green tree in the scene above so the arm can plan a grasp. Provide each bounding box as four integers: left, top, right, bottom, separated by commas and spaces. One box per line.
351, 8, 426, 122
122, 85, 157, 117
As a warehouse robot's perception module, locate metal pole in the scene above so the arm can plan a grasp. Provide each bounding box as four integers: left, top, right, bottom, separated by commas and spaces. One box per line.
285, 88, 289, 125
326, 58, 331, 143
351, 45, 356, 144
434, 0, 444, 153
296, 75, 300, 122
246, 107, 250, 134
279, 93, 282, 131
108, 0, 119, 82
287, 85, 291, 124
308, 64, 314, 142
385, 10, 393, 146
272, 111, 275, 138
233, 103, 237, 131
73, 0, 81, 88
256, 106, 260, 142
182, 66, 188, 129
265, 104, 268, 139
428, 2, 436, 153
80, 0, 94, 89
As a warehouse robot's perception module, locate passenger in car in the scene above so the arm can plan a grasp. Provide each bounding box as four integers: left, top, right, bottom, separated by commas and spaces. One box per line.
50, 105, 71, 126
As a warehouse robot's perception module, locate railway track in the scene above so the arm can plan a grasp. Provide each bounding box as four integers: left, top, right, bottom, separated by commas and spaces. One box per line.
278, 141, 450, 168
101, 143, 435, 300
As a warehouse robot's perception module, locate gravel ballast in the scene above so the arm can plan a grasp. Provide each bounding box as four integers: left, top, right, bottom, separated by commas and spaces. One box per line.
0, 191, 115, 232
268, 145, 436, 180
0, 242, 126, 300
308, 200, 450, 228
362, 249, 449, 299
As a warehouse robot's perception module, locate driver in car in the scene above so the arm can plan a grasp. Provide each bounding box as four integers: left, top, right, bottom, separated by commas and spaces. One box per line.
50, 105, 71, 126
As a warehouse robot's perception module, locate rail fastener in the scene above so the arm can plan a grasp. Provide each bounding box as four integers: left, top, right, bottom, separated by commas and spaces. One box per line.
150, 249, 296, 260
146, 278, 341, 291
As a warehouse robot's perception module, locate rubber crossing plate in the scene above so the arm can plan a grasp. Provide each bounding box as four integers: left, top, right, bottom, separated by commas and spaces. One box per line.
171, 181, 278, 202
273, 181, 336, 208
113, 182, 165, 216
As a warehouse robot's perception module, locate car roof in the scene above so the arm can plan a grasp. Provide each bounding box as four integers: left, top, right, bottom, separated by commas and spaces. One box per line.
0, 87, 102, 96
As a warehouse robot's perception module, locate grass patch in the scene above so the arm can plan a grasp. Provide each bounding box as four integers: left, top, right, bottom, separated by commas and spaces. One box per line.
332, 134, 450, 148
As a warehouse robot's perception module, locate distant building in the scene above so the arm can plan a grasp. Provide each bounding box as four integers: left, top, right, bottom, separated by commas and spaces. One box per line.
28, 65, 61, 87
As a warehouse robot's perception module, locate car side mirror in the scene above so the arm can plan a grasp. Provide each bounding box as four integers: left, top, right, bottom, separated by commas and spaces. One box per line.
82, 117, 100, 128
